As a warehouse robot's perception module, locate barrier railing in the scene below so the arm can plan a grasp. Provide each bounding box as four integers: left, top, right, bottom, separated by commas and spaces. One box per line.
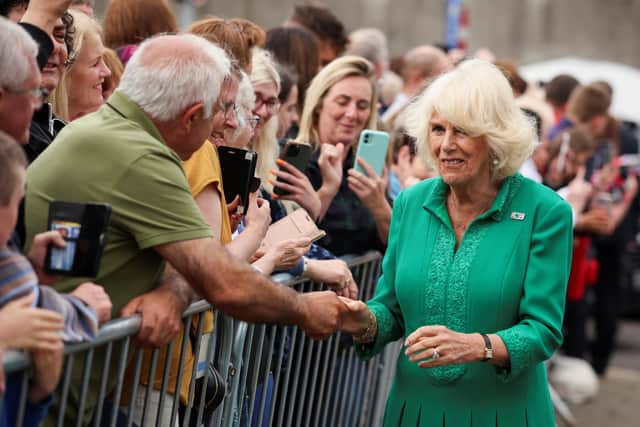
1, 252, 397, 427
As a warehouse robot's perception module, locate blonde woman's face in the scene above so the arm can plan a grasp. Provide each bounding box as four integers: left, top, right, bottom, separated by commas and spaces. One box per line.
252, 82, 279, 133
428, 112, 491, 187
67, 31, 111, 118
317, 75, 372, 148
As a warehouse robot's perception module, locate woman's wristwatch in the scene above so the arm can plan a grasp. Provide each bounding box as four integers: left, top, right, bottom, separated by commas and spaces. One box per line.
480, 333, 493, 362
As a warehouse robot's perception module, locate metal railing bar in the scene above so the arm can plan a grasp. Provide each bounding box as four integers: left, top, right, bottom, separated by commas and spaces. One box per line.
75, 348, 95, 427
124, 348, 144, 427
56, 353, 74, 427
182, 313, 205, 427
140, 348, 159, 426
109, 338, 131, 427
169, 315, 193, 427
92, 342, 113, 427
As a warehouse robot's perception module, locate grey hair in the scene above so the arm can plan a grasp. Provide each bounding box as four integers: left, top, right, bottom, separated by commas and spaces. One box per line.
118, 33, 231, 122
346, 28, 388, 68
0, 17, 38, 90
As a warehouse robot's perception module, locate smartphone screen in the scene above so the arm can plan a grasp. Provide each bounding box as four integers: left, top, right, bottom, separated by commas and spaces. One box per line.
46, 202, 112, 277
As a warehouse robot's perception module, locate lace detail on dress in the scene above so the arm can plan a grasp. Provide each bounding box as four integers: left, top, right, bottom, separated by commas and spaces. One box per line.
496, 327, 531, 380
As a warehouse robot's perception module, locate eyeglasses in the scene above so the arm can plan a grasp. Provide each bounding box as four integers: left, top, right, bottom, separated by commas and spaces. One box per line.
254, 93, 280, 114
247, 115, 260, 129
218, 100, 239, 121
3, 86, 48, 109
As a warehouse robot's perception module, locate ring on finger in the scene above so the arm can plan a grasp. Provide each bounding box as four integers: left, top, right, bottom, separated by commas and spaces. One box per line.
431, 348, 440, 361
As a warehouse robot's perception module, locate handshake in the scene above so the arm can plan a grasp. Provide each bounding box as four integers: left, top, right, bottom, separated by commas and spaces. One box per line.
295, 291, 372, 341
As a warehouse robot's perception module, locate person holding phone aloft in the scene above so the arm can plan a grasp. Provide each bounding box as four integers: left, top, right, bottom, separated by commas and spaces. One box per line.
292, 56, 391, 256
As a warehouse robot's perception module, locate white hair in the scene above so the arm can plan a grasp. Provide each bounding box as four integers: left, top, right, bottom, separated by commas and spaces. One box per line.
118, 33, 231, 122
231, 71, 256, 142
0, 17, 38, 89
404, 59, 536, 181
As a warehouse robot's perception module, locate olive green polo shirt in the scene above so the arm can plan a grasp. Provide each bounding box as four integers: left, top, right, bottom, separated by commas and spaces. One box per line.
25, 90, 213, 314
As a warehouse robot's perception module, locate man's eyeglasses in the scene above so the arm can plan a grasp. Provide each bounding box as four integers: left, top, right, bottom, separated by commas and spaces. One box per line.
218, 100, 239, 121
254, 93, 280, 115
3, 86, 48, 109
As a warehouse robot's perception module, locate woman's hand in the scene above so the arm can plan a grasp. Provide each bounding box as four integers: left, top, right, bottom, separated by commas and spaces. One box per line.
404, 325, 484, 368
269, 159, 321, 220
318, 143, 345, 195
253, 238, 311, 274
69, 282, 113, 324
347, 158, 389, 213
243, 193, 271, 240
305, 259, 359, 299
226, 195, 243, 233
0, 293, 63, 352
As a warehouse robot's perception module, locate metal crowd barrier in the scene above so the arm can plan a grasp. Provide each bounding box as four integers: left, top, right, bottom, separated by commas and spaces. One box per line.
1, 252, 399, 427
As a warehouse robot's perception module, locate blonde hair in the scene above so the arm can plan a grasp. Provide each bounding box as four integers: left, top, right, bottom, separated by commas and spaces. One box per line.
404, 59, 536, 181
297, 55, 378, 147
50, 10, 103, 121
249, 49, 281, 193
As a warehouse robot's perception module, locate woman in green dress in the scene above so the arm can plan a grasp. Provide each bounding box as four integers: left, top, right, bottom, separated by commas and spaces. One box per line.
340, 59, 573, 426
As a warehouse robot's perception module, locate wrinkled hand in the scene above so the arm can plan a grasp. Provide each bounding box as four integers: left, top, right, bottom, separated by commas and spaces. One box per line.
226, 196, 243, 232
29, 341, 64, 403
120, 288, 186, 348
298, 291, 346, 340
337, 297, 371, 335
318, 143, 345, 193
27, 230, 66, 285
404, 325, 483, 368
69, 282, 113, 324
347, 158, 388, 212
262, 238, 311, 270
244, 192, 271, 240
0, 293, 63, 351
270, 159, 321, 220
306, 259, 359, 299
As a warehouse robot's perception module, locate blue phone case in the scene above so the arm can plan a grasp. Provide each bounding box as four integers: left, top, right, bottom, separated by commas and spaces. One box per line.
354, 130, 390, 177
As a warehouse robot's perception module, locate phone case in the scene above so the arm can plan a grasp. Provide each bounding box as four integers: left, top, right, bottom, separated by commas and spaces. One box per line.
354, 130, 390, 177
218, 147, 258, 214
261, 209, 326, 249
274, 141, 313, 196
45, 201, 112, 277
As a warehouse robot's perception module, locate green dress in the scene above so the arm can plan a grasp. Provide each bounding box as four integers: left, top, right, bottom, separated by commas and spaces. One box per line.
356, 174, 573, 427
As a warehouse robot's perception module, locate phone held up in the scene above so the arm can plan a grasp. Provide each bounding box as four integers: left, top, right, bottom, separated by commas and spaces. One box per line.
274, 141, 313, 196
218, 146, 259, 215
45, 201, 112, 277
354, 129, 390, 177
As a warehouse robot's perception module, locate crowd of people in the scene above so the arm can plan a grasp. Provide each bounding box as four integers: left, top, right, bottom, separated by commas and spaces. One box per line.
0, 0, 637, 426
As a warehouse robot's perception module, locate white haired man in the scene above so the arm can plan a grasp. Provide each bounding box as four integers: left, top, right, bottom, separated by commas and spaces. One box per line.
25, 34, 348, 424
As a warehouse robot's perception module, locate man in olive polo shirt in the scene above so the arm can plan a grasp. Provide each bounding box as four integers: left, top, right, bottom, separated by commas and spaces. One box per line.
25, 34, 347, 424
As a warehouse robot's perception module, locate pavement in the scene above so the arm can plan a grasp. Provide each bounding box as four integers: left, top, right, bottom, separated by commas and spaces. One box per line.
556, 320, 640, 427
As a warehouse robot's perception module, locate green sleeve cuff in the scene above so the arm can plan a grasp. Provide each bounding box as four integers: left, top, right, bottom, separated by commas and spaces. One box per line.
495, 326, 532, 381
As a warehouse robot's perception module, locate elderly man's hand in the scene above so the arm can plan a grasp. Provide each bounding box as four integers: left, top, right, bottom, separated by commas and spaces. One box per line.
120, 288, 186, 348
298, 291, 347, 340
69, 282, 113, 324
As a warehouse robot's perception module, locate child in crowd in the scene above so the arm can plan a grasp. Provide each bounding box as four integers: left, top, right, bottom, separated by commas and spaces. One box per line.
0, 131, 110, 426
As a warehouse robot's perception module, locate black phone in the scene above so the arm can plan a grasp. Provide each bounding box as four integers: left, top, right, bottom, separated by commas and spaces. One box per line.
218, 146, 258, 214
45, 201, 112, 277
274, 141, 312, 196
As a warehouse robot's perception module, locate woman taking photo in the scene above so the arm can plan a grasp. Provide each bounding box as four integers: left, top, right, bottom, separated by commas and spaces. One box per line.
290, 56, 391, 256
340, 60, 573, 426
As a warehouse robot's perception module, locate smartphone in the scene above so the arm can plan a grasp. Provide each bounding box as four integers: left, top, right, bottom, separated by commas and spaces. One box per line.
218, 146, 258, 214
45, 201, 112, 277
274, 141, 313, 196
354, 130, 390, 177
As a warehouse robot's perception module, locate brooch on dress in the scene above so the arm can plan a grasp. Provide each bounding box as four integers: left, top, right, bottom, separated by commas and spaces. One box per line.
510, 212, 526, 221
